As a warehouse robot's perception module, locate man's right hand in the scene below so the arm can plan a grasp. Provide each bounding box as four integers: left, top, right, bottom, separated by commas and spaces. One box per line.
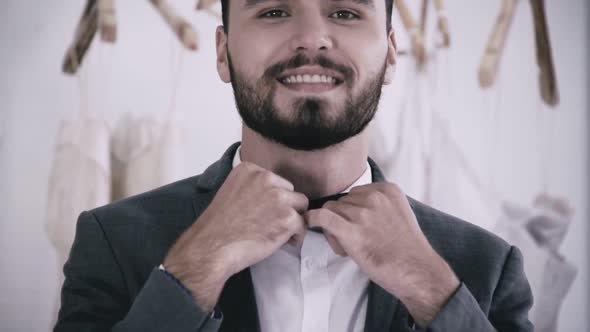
163, 162, 309, 312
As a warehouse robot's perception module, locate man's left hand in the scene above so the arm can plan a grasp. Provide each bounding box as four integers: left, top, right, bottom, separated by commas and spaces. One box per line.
305, 182, 460, 328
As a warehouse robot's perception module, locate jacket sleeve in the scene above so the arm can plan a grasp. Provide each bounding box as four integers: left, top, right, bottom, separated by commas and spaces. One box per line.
54, 211, 222, 332
412, 245, 534, 332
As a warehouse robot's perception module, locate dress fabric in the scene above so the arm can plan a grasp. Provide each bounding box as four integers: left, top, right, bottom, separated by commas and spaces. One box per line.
370, 52, 499, 231
46, 117, 111, 274
493, 195, 577, 332
46, 116, 111, 323
111, 113, 185, 200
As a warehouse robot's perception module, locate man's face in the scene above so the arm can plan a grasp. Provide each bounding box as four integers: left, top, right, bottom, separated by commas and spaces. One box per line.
216, 0, 396, 151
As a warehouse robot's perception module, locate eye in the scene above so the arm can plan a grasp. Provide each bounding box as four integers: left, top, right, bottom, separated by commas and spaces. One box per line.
260, 9, 289, 18
330, 10, 360, 20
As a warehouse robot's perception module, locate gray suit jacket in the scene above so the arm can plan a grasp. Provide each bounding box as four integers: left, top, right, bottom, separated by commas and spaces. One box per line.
55, 142, 533, 332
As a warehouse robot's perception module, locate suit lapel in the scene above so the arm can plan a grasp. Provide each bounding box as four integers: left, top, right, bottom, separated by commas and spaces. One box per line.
191, 142, 240, 218
190, 143, 261, 331
218, 268, 261, 332
363, 158, 401, 332
364, 282, 401, 332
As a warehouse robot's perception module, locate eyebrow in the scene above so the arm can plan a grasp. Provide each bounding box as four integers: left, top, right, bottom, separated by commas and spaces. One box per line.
243, 0, 287, 9
243, 0, 375, 10
332, 0, 374, 8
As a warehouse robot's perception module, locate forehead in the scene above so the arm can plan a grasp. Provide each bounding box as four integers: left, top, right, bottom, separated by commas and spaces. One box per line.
241, 0, 377, 8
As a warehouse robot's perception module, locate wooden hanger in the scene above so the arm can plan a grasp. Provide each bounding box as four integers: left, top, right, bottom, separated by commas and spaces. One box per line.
98, 0, 117, 42
196, 0, 218, 10
149, 0, 198, 50
479, 0, 558, 106
63, 0, 199, 74
195, 0, 222, 20
433, 0, 450, 47
62, 0, 99, 74
529, 0, 559, 106
419, 0, 429, 36
395, 0, 426, 66
478, 0, 519, 88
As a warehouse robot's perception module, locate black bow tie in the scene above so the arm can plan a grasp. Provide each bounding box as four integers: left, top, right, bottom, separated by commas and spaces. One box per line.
307, 193, 348, 233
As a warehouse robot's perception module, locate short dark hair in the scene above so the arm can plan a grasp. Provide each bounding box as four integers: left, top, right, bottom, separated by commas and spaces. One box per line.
220, 0, 394, 33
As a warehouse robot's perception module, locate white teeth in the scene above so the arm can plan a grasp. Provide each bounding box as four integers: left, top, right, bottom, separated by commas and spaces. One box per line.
282, 74, 338, 84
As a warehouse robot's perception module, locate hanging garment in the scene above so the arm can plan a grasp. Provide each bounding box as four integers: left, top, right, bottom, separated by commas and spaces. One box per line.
45, 116, 111, 325
370, 55, 430, 201
427, 108, 501, 231
111, 113, 186, 200
46, 117, 111, 269
370, 51, 499, 231
493, 197, 577, 332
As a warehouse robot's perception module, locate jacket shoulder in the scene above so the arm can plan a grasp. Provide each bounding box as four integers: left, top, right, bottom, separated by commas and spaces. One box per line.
409, 197, 510, 254
90, 175, 202, 228
409, 198, 516, 308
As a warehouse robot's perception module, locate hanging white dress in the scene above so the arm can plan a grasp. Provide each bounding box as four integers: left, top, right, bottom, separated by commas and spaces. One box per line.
493, 195, 577, 332
111, 113, 185, 200
46, 116, 111, 270
45, 116, 111, 324
370, 55, 430, 201
370, 50, 499, 231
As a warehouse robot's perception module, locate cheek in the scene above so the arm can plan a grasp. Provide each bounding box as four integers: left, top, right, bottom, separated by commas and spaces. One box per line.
229, 32, 282, 78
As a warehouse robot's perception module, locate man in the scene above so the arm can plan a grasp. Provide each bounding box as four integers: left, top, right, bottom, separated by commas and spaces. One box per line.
55, 0, 534, 331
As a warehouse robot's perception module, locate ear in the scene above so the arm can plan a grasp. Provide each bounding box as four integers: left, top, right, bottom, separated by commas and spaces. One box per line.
383, 29, 397, 85
216, 26, 231, 83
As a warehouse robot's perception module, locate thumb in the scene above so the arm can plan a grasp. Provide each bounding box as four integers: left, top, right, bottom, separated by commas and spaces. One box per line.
305, 209, 347, 256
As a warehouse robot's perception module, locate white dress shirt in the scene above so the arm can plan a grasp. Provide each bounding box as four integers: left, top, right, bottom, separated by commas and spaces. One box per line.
233, 147, 372, 332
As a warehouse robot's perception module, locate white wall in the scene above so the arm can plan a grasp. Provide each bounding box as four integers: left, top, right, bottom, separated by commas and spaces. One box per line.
0, 1, 587, 331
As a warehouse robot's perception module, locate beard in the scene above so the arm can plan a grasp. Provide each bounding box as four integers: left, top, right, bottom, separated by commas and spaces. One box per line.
228, 52, 387, 151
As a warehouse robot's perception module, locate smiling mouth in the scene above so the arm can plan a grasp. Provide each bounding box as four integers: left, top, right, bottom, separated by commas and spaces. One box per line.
279, 74, 343, 85
277, 74, 344, 93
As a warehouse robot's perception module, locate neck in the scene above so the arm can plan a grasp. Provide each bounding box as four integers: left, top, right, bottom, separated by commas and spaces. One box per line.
240, 126, 369, 199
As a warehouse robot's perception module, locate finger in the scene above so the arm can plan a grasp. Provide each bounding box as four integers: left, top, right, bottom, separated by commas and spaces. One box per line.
325, 231, 347, 257
305, 208, 349, 241
289, 191, 310, 214
287, 214, 307, 246
240, 162, 295, 191
288, 227, 307, 247
262, 169, 295, 191
266, 189, 309, 214
323, 200, 362, 223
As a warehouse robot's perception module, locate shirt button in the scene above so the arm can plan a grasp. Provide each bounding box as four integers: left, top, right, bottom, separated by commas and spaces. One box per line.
303, 257, 315, 270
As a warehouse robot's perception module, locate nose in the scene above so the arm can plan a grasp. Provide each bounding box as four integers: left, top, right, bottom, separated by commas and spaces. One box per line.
288, 13, 334, 53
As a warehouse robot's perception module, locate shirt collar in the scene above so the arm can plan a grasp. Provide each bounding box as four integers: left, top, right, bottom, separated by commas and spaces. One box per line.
232, 146, 372, 192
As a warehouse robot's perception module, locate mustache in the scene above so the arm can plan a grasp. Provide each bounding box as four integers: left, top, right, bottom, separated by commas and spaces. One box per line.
264, 53, 354, 81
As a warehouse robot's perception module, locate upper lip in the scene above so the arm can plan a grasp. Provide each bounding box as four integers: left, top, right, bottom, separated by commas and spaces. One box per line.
277, 66, 345, 82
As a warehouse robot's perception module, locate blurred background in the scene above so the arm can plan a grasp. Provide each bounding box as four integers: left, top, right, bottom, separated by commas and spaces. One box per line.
0, 0, 588, 331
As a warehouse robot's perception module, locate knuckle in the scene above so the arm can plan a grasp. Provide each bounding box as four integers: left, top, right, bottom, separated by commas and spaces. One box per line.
278, 208, 298, 224
357, 207, 371, 221
258, 171, 276, 186
366, 191, 384, 205
383, 182, 402, 196
315, 208, 331, 221
269, 188, 288, 202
